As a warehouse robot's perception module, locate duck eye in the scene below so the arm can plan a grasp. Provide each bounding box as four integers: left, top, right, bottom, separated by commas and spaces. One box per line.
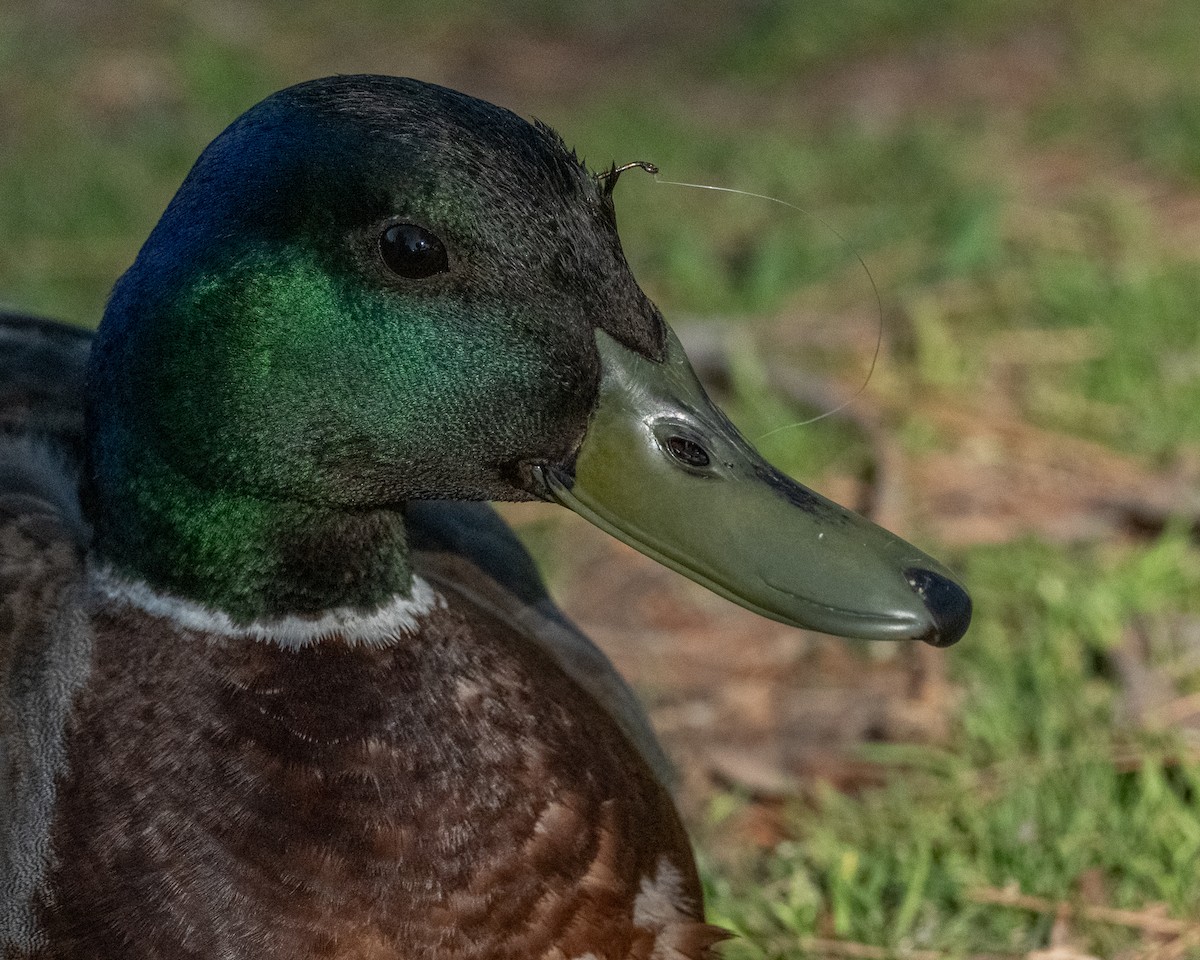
379, 223, 448, 279
664, 435, 711, 468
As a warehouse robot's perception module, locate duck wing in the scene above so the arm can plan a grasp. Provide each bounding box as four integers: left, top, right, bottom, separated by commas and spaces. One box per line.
0, 313, 91, 453
0, 311, 90, 546
0, 312, 91, 549
0, 312, 93, 946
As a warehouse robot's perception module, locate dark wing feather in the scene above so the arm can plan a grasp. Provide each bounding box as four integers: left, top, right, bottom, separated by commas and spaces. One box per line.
0, 306, 94, 687
0, 307, 92, 588
0, 312, 92, 547
0, 312, 92, 450
406, 500, 558, 616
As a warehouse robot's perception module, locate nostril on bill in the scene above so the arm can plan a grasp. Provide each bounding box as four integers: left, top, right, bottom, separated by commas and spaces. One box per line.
904, 567, 972, 647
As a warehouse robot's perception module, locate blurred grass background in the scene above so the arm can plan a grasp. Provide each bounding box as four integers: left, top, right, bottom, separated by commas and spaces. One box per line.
4, 1, 1200, 957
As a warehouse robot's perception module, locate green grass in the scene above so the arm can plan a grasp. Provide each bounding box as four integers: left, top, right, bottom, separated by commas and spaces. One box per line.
4, 0, 1200, 956
712, 0, 1059, 81
706, 535, 1200, 958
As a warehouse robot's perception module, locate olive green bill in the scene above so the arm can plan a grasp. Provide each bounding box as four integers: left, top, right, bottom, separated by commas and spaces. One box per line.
532, 327, 971, 647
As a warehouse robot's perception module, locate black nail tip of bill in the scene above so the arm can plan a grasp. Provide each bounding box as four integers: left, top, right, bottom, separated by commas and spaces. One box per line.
904, 567, 972, 648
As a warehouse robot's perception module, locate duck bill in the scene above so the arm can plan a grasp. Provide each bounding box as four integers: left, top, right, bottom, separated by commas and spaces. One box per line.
532, 327, 971, 647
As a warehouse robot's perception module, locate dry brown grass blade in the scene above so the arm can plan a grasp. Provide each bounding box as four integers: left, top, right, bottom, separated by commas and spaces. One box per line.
967, 887, 1198, 937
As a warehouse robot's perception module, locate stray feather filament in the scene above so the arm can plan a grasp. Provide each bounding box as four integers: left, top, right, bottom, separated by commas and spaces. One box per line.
650, 174, 884, 437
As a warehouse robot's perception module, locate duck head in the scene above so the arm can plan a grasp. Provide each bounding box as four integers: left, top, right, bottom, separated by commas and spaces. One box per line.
87, 75, 969, 645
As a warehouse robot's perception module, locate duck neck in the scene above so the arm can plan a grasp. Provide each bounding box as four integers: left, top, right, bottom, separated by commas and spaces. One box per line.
86, 441, 415, 625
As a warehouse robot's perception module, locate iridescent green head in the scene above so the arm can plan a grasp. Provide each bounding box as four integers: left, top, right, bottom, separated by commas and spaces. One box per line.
91, 76, 661, 508
87, 75, 969, 645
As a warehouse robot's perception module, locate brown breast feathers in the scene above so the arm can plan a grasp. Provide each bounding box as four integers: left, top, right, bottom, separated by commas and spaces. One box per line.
35, 591, 725, 959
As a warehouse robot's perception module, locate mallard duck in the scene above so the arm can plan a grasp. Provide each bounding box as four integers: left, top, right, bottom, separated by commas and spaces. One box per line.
0, 75, 970, 959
